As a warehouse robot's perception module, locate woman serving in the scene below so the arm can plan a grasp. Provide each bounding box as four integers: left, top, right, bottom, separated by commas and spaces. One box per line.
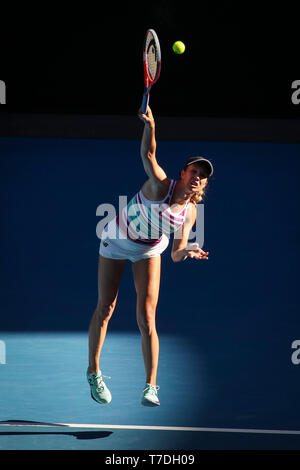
87, 107, 213, 406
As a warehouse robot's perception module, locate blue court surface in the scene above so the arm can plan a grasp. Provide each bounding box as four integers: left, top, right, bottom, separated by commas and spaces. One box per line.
0, 332, 300, 450
0, 136, 300, 450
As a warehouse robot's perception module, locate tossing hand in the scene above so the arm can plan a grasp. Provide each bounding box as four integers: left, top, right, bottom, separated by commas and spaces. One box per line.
185, 243, 209, 260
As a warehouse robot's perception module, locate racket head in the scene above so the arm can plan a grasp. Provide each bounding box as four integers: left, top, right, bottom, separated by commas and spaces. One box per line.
143, 29, 161, 88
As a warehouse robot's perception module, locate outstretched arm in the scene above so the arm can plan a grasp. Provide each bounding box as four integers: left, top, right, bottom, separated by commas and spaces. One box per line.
171, 204, 209, 262
138, 107, 167, 182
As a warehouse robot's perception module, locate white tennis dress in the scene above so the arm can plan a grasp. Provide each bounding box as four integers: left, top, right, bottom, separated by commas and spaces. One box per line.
99, 179, 190, 263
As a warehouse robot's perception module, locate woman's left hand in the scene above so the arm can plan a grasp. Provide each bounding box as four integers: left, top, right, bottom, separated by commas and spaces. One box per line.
185, 243, 209, 260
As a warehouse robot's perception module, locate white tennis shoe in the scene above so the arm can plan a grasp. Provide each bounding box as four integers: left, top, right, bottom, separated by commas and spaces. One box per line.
87, 370, 112, 405
141, 383, 160, 406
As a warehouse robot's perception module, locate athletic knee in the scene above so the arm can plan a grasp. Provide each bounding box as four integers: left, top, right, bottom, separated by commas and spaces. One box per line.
95, 300, 116, 325
137, 302, 157, 335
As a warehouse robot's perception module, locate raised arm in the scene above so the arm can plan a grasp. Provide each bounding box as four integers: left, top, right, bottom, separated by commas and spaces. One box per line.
138, 107, 167, 183
171, 203, 209, 262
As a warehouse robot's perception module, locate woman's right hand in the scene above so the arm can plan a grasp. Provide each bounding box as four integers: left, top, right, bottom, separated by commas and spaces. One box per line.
138, 106, 155, 129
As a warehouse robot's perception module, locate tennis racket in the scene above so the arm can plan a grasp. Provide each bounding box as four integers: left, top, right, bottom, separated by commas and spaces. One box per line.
141, 29, 161, 114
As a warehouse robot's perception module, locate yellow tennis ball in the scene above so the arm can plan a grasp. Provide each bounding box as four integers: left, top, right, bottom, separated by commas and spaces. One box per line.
172, 41, 185, 54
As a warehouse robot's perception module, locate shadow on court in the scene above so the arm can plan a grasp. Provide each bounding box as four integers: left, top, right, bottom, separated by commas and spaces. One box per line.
0, 421, 112, 440
1, 423, 300, 450
0, 431, 112, 440
0, 420, 67, 427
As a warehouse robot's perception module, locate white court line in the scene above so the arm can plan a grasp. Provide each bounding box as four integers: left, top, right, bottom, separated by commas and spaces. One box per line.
0, 422, 300, 435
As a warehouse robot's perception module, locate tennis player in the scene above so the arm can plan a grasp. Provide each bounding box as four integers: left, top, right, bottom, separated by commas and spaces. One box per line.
87, 107, 213, 406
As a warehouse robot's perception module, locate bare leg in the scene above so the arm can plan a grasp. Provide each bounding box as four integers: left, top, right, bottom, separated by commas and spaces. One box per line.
88, 255, 126, 374
131, 256, 161, 385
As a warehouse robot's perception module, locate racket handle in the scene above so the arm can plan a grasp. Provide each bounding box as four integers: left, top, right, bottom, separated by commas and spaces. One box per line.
141, 93, 149, 114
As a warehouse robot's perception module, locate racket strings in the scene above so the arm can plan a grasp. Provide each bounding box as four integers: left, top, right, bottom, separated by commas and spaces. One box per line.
146, 35, 158, 80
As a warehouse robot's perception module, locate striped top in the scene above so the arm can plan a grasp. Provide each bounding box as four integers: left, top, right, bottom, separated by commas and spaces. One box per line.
116, 179, 190, 245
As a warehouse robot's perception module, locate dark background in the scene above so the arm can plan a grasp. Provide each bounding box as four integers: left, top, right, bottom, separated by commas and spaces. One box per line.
1, 137, 300, 337
1, 2, 300, 117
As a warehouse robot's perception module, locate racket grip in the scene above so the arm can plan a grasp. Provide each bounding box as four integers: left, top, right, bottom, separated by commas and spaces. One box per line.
141, 93, 149, 114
